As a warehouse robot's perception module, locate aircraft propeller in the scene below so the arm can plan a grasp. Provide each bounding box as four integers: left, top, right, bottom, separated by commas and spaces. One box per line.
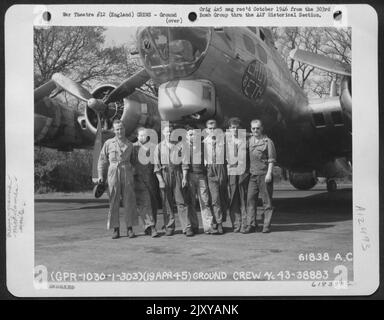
51, 73, 110, 182
34, 79, 57, 102
92, 113, 103, 182
51, 69, 150, 182
52, 73, 108, 113
105, 68, 150, 104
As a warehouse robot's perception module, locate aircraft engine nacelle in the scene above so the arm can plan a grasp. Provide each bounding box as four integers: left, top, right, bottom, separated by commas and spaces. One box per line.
34, 97, 61, 143
288, 171, 317, 190
158, 79, 217, 123
81, 84, 159, 140
81, 83, 143, 138
80, 84, 121, 138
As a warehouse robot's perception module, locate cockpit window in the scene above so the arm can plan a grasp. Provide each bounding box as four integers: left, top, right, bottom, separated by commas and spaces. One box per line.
243, 34, 256, 54
149, 27, 169, 60
138, 27, 211, 81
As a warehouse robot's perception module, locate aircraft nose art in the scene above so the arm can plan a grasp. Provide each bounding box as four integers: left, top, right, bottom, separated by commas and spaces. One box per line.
241, 59, 268, 101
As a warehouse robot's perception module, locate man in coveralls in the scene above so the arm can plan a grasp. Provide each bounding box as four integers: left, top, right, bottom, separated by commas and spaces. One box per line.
204, 119, 228, 234
185, 126, 217, 234
98, 120, 138, 239
154, 124, 192, 236
133, 127, 159, 238
245, 119, 277, 234
226, 117, 250, 233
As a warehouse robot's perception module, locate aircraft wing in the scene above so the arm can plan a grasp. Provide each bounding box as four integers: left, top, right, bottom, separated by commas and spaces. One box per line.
289, 49, 351, 77
290, 49, 352, 124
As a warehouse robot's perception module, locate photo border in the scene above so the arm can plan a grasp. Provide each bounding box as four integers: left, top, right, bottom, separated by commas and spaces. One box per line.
4, 3, 379, 297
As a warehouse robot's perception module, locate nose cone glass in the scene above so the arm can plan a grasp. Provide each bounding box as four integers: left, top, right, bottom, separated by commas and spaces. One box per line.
137, 27, 211, 82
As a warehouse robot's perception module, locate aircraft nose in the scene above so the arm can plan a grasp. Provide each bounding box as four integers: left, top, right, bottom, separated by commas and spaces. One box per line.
137, 27, 211, 82
158, 79, 216, 122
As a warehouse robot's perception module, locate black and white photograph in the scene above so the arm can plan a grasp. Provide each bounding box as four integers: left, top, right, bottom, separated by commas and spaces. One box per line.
4, 4, 379, 297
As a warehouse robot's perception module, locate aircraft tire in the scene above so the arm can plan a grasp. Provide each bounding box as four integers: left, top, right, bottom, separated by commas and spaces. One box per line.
326, 179, 337, 192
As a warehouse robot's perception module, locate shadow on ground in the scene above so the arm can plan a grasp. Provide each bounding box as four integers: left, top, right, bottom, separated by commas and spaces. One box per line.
35, 188, 352, 233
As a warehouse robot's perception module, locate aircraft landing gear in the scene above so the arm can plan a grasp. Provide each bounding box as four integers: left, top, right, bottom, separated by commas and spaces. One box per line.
326, 179, 337, 192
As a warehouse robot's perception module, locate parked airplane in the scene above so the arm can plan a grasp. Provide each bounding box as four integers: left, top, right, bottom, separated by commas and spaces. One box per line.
34, 27, 352, 191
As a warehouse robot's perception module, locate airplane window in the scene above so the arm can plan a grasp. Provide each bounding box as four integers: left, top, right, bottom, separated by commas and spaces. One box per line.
247, 27, 257, 34
169, 27, 210, 59
259, 29, 265, 41
138, 27, 211, 80
331, 111, 344, 126
257, 44, 268, 64
149, 27, 169, 61
313, 112, 326, 127
202, 86, 212, 100
242, 35, 256, 55
169, 39, 194, 62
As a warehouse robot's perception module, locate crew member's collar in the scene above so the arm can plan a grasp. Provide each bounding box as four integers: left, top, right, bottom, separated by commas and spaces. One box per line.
115, 136, 127, 143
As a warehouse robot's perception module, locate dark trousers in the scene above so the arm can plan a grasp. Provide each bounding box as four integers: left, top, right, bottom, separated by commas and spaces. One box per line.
149, 189, 158, 225
134, 176, 156, 230
146, 176, 159, 225
160, 167, 190, 232
228, 174, 249, 230
207, 164, 228, 225
246, 174, 274, 229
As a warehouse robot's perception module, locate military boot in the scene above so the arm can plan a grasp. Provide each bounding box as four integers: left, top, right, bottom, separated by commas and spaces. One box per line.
151, 226, 160, 238
185, 228, 194, 237
242, 225, 256, 234
127, 227, 136, 238
233, 226, 241, 233
217, 223, 224, 234
165, 228, 174, 236
262, 226, 271, 233
112, 228, 120, 239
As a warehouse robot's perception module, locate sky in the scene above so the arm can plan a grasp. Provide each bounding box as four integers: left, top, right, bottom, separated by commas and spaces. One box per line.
103, 27, 137, 47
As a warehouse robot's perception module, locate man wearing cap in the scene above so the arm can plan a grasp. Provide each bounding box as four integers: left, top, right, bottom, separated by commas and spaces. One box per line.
98, 119, 138, 239
204, 119, 228, 234
245, 119, 277, 234
154, 124, 193, 236
226, 117, 250, 233
133, 127, 159, 238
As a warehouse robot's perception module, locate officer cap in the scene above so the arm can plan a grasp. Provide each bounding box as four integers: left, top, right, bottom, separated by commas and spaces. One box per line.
93, 182, 106, 198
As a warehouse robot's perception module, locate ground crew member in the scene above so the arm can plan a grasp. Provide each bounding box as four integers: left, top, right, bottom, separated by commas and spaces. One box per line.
204, 119, 228, 234
185, 126, 218, 235
226, 117, 250, 233
98, 119, 138, 239
154, 124, 193, 236
245, 119, 276, 233
133, 127, 159, 238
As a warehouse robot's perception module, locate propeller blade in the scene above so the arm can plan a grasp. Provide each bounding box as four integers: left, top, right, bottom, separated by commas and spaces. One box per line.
289, 49, 351, 77
52, 73, 93, 102
34, 80, 57, 102
52, 73, 108, 113
105, 68, 150, 104
92, 114, 103, 183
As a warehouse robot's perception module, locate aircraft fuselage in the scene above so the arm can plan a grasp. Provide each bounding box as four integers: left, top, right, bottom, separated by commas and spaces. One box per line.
137, 26, 351, 173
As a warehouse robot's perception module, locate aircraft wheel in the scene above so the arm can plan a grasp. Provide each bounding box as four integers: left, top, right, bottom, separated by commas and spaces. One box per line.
326, 179, 337, 192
